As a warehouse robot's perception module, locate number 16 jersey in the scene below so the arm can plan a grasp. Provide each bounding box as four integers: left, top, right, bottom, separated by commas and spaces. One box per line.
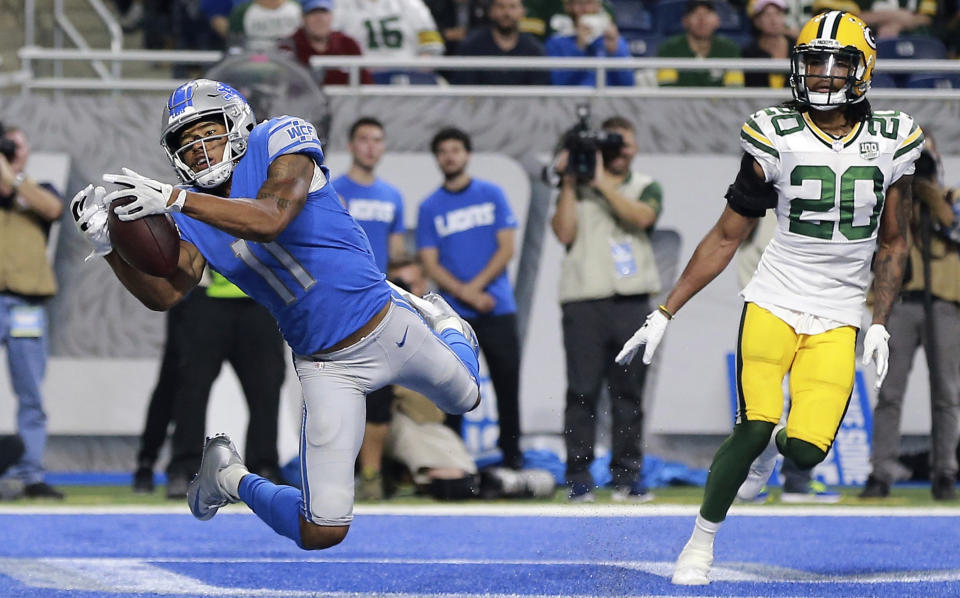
739, 105, 924, 326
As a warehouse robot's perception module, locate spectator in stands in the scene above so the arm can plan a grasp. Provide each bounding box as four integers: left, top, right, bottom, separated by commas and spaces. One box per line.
454, 0, 551, 85
0, 125, 65, 500
861, 135, 960, 501
288, 0, 373, 85
162, 271, 287, 498
333, 0, 445, 60
742, 0, 794, 88
545, 0, 634, 86
522, 0, 616, 42
859, 0, 936, 39
230, 0, 303, 50
332, 117, 406, 500
550, 116, 659, 503
417, 127, 524, 470
657, 0, 745, 87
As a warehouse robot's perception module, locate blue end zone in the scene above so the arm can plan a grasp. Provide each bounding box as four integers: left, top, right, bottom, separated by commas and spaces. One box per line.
1, 510, 959, 596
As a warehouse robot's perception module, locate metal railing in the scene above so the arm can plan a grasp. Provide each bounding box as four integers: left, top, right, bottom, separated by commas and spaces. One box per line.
12, 46, 960, 99
44, 0, 124, 80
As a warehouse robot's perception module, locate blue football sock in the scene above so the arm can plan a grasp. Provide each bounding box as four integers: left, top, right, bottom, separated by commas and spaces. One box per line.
238, 474, 304, 548
440, 328, 480, 382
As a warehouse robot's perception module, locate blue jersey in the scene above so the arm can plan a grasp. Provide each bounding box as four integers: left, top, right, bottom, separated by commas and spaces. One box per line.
416, 178, 517, 318
172, 115, 390, 355
332, 175, 405, 273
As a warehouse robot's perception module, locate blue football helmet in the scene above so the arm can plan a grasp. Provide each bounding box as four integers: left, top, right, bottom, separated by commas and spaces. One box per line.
160, 79, 256, 189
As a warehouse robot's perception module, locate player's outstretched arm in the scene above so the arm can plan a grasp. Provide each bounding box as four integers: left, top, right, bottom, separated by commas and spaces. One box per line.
662, 205, 758, 316
863, 174, 913, 389
179, 154, 315, 242
616, 205, 757, 366
105, 240, 205, 311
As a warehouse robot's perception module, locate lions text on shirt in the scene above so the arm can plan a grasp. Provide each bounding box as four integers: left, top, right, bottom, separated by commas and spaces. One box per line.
739, 106, 924, 326
172, 115, 390, 354
416, 179, 517, 318
332, 175, 405, 273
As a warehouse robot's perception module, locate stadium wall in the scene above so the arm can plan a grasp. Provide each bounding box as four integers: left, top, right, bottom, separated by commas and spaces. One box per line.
0, 93, 957, 464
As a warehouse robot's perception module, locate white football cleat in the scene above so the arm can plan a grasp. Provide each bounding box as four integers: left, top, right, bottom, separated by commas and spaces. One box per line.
187, 434, 244, 521
671, 540, 713, 585
737, 424, 784, 502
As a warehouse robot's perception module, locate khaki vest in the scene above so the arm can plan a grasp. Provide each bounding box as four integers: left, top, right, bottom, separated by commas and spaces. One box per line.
902, 224, 960, 304
0, 208, 57, 297
558, 172, 661, 303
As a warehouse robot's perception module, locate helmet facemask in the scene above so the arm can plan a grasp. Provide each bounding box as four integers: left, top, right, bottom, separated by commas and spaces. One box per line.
791, 45, 868, 110
166, 112, 247, 189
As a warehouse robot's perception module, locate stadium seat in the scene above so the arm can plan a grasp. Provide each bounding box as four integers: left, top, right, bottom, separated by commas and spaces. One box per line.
621, 30, 662, 56
371, 70, 440, 85
876, 36, 946, 60
612, 0, 654, 31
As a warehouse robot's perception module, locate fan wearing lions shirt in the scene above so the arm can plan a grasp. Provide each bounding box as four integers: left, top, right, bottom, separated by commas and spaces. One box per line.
70, 79, 482, 552
334, 117, 405, 274
417, 127, 524, 471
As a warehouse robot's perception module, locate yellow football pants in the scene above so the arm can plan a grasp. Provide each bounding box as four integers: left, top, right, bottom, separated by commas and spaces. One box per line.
735, 302, 856, 452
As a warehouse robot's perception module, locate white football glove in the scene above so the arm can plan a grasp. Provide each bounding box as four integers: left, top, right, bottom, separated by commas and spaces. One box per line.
70, 184, 113, 260
861, 324, 891, 390
102, 167, 186, 221
615, 310, 670, 366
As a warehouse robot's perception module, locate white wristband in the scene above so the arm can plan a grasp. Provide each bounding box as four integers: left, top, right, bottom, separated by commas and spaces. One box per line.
169, 188, 187, 212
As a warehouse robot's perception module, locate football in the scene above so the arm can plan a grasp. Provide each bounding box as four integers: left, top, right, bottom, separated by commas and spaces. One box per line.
107, 197, 181, 278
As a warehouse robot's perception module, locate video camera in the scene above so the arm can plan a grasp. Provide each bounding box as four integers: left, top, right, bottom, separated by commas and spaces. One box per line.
562, 104, 624, 184
0, 122, 16, 162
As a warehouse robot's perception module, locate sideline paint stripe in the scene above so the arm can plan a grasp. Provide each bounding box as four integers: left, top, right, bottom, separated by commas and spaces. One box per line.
2, 503, 960, 517
4, 557, 960, 586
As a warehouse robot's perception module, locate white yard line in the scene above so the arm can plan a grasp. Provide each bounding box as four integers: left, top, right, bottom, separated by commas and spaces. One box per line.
1, 503, 959, 517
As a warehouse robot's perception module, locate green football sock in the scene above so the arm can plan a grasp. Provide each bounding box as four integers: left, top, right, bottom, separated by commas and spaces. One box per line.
699, 420, 775, 523
777, 430, 827, 470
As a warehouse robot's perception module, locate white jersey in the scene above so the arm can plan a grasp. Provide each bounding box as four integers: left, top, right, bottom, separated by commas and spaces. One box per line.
739, 105, 924, 326
332, 0, 443, 60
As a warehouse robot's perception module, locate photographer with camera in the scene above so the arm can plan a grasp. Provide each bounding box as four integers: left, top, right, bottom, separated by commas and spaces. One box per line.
861, 132, 960, 501
0, 124, 65, 500
550, 112, 661, 502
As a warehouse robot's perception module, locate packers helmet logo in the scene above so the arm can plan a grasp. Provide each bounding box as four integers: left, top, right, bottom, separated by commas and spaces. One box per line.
863, 25, 876, 50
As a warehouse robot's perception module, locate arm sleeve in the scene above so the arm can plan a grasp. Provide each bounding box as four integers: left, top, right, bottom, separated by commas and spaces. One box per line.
416, 203, 438, 249
494, 186, 518, 230
639, 180, 662, 218
891, 116, 925, 183
266, 116, 325, 165
738, 111, 781, 182
725, 153, 778, 218
391, 190, 406, 234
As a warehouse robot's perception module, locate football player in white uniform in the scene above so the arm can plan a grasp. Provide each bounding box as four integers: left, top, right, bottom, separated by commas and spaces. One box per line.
616, 11, 922, 585
332, 0, 444, 60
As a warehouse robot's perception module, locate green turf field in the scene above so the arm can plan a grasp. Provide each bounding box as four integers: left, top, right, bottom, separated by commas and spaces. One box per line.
0, 484, 952, 507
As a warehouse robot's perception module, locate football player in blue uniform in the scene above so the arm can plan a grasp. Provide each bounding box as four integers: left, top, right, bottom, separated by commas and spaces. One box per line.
69, 79, 481, 550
